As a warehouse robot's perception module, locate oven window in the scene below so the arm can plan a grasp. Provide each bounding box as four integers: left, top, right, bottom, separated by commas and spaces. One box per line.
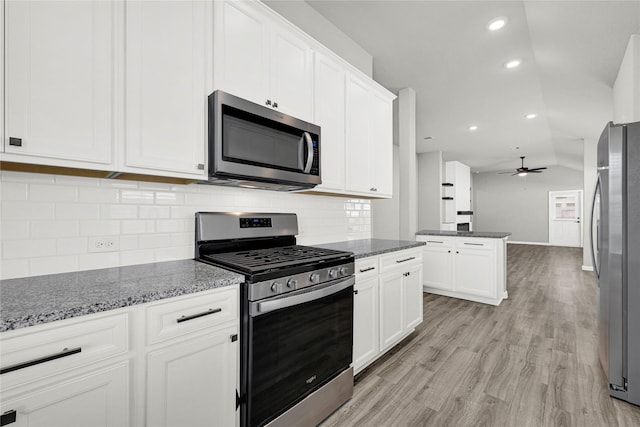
248, 286, 353, 427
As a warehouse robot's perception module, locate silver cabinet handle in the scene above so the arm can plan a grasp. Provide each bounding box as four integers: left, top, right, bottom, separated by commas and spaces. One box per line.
396, 257, 415, 263
0, 347, 82, 375
463, 242, 484, 246
176, 308, 221, 323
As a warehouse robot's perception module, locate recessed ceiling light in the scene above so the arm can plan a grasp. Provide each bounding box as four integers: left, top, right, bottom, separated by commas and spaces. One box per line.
468, 125, 478, 131
505, 59, 522, 69
524, 113, 537, 119
488, 17, 507, 31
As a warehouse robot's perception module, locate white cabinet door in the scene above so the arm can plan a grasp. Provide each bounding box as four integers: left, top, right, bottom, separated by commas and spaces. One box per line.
422, 246, 454, 291
124, 0, 208, 178
345, 74, 373, 194
353, 275, 378, 372
313, 53, 345, 192
378, 271, 404, 352
269, 26, 313, 122
0, 362, 130, 427
370, 91, 393, 197
4, 0, 115, 165
146, 326, 238, 427
403, 263, 423, 331
453, 248, 496, 299
214, 0, 269, 106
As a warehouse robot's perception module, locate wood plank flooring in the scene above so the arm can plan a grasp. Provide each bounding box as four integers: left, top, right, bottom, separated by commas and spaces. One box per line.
321, 244, 640, 427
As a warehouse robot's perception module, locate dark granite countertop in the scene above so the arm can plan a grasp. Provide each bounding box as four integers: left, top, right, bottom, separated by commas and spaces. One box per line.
415, 230, 512, 239
0, 260, 244, 332
312, 238, 425, 259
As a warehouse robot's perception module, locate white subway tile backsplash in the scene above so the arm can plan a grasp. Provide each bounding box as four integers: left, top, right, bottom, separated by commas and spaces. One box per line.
56, 203, 101, 220
31, 221, 79, 238
101, 204, 138, 219
1, 221, 30, 239
79, 220, 121, 236
30, 184, 77, 202
2, 201, 55, 220
1, 182, 28, 200
29, 255, 78, 276
0, 172, 371, 279
57, 237, 89, 255
121, 190, 154, 204
78, 187, 120, 203
0, 259, 29, 279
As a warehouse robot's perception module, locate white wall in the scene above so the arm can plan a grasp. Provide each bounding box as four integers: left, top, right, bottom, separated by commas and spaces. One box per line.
263, 0, 373, 78
0, 171, 370, 280
372, 146, 400, 240
613, 34, 640, 124
417, 151, 443, 231
473, 166, 583, 243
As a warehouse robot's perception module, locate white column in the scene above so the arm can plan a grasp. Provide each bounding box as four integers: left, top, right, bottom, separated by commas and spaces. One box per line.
398, 88, 417, 241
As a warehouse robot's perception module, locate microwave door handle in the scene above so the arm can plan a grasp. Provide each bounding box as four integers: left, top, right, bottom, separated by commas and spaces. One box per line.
298, 133, 306, 171
303, 132, 314, 173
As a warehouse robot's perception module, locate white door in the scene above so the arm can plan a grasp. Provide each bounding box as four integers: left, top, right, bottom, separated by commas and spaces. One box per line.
453, 248, 495, 299
353, 276, 379, 372
124, 0, 208, 177
345, 74, 373, 194
403, 263, 423, 330
422, 246, 454, 291
146, 327, 238, 427
549, 190, 583, 247
370, 91, 393, 196
378, 271, 404, 352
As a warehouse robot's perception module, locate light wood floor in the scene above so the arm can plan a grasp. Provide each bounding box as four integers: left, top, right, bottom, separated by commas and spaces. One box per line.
321, 244, 640, 427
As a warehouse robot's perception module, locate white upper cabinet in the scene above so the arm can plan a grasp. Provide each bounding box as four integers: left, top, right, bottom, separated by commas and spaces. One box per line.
214, 1, 313, 122
345, 74, 394, 198
124, 0, 209, 178
313, 52, 346, 192
4, 0, 115, 167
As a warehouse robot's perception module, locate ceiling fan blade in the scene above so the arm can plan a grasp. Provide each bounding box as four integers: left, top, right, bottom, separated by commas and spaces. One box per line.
528, 167, 547, 171
498, 171, 514, 174
511, 172, 520, 176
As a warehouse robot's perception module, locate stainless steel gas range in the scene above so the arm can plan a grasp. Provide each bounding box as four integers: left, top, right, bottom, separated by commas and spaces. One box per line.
195, 212, 355, 427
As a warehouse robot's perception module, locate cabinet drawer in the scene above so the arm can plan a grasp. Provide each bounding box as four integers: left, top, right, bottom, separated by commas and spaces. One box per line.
355, 256, 379, 279
380, 249, 422, 271
417, 236, 455, 247
455, 238, 495, 250
146, 287, 238, 346
0, 312, 129, 388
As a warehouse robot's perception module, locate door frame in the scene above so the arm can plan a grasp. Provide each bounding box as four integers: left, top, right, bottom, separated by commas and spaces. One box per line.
548, 189, 584, 247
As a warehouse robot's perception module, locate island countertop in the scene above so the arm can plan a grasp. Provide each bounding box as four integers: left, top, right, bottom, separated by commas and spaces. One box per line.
312, 238, 425, 259
0, 259, 244, 332
415, 230, 511, 239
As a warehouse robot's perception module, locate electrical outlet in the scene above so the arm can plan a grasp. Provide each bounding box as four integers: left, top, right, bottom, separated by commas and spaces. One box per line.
88, 236, 120, 253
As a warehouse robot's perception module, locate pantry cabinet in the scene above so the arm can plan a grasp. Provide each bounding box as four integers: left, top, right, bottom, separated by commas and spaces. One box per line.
417, 235, 508, 306
352, 248, 423, 374
123, 0, 209, 178
3, 0, 116, 168
213, 0, 313, 122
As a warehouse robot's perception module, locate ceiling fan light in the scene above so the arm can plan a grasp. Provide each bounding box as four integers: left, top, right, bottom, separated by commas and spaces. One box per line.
518, 172, 527, 177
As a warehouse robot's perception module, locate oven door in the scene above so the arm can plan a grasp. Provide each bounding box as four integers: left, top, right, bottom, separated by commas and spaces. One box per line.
247, 277, 354, 427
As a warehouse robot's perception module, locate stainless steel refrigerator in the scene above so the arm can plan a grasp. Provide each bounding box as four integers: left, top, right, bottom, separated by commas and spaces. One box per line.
591, 120, 640, 406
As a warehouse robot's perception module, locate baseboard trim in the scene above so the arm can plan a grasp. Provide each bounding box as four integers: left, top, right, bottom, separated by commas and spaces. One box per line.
507, 241, 551, 246
582, 265, 594, 272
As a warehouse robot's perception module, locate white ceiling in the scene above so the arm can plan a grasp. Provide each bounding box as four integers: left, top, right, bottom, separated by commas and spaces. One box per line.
306, 0, 640, 172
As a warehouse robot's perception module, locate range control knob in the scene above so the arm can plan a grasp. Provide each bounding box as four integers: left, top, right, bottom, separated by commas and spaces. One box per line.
287, 279, 298, 289
309, 273, 320, 283
329, 269, 338, 279
339, 267, 349, 276
270, 282, 283, 293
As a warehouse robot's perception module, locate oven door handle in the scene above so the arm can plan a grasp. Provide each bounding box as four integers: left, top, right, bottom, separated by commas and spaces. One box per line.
251, 276, 355, 316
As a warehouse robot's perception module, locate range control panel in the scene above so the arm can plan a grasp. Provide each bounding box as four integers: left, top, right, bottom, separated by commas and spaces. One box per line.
240, 217, 273, 228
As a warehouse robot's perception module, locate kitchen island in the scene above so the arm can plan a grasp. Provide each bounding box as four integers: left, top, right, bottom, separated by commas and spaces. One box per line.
416, 230, 510, 306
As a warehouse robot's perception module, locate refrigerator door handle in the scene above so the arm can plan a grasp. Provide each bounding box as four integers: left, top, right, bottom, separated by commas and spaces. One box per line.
590, 174, 601, 279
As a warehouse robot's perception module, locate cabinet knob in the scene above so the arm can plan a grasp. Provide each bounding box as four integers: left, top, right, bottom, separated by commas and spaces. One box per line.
353, 290, 359, 295
265, 99, 272, 106
370, 187, 377, 192
9, 137, 22, 147
273, 102, 278, 108
448, 250, 451, 253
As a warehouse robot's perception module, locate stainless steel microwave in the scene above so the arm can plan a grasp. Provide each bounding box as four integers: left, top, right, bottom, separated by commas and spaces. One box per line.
205, 90, 321, 191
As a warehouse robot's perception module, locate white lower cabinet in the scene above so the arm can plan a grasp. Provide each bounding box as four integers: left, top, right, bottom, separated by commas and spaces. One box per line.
353, 248, 423, 374
417, 235, 507, 306
0, 286, 240, 427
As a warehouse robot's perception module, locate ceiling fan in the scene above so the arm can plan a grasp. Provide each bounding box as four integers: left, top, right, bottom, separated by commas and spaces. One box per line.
498, 156, 547, 176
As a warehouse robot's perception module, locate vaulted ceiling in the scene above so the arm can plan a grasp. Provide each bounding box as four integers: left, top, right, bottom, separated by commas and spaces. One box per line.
306, 1, 640, 172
